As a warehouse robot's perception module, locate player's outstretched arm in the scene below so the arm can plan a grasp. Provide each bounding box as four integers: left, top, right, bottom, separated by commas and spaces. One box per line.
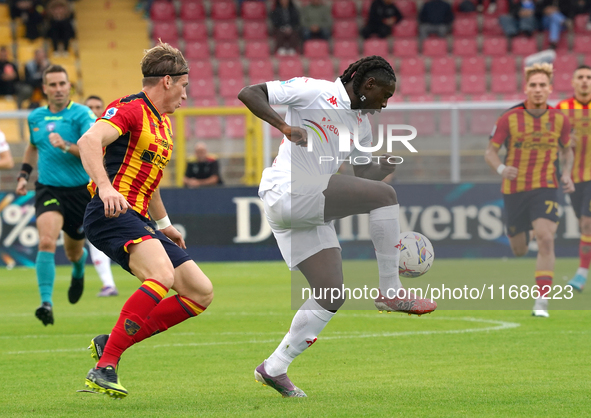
148, 188, 185, 249
78, 122, 131, 218
15, 144, 37, 196
485, 142, 518, 180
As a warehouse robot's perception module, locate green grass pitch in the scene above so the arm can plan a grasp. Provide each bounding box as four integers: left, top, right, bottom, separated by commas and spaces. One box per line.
0, 259, 590, 417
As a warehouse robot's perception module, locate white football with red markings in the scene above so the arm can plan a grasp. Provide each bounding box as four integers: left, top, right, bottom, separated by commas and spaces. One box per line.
398, 231, 434, 278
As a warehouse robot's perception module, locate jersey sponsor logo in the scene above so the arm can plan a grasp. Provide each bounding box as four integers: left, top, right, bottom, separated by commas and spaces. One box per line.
302, 119, 330, 143
155, 137, 172, 150
44, 116, 63, 121
140, 149, 170, 170
327, 96, 338, 107
305, 338, 317, 347
513, 142, 556, 151
103, 107, 118, 120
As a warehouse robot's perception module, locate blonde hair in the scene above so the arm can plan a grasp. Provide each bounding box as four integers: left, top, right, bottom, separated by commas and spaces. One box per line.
524, 63, 553, 84
141, 40, 189, 86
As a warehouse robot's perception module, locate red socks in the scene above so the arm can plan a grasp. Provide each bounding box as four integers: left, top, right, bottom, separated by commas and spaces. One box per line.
579, 235, 591, 269
97, 279, 169, 368
535, 271, 553, 298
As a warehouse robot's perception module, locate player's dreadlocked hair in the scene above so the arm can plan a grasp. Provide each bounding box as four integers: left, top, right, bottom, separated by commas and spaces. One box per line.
339, 56, 396, 97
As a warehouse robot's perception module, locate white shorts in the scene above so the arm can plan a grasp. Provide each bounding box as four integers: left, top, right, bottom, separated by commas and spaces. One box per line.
261, 175, 340, 270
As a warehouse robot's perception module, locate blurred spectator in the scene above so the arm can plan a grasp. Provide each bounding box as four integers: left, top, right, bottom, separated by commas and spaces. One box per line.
184, 142, 223, 188
0, 128, 15, 170
84, 95, 104, 118
45, 0, 75, 54
301, 0, 332, 41
17, 48, 50, 108
9, 0, 44, 40
271, 0, 301, 55
499, 0, 538, 37
419, 0, 455, 39
0, 46, 19, 96
540, 0, 568, 48
361, 0, 403, 39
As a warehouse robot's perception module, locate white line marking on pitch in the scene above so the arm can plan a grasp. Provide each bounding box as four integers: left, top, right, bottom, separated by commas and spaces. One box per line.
3, 317, 520, 355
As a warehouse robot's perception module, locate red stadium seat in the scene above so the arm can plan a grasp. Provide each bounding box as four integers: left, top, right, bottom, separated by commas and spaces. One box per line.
278, 58, 304, 80
182, 22, 208, 41
150, 1, 176, 21
363, 39, 389, 56
574, 14, 589, 33
439, 110, 467, 135
333, 40, 360, 59
189, 60, 213, 78
542, 35, 569, 51
393, 19, 418, 38
470, 110, 498, 135
406, 94, 435, 102
491, 73, 518, 94
482, 16, 504, 36
223, 97, 245, 107
472, 93, 498, 101
243, 21, 268, 40
195, 117, 222, 139
490, 56, 516, 74
452, 38, 478, 57
303, 40, 330, 58
333, 20, 359, 39
152, 22, 179, 44
460, 74, 486, 94
430, 75, 457, 95
501, 93, 525, 102
180, 1, 206, 21
248, 59, 274, 82
211, 2, 237, 20
399, 57, 425, 75
511, 36, 538, 55
225, 116, 247, 139
491, 0, 509, 15
241, 1, 267, 20
422, 38, 447, 57
554, 54, 579, 73
452, 17, 478, 37
399, 75, 426, 95
308, 58, 335, 80
214, 41, 240, 59
482, 37, 508, 56
430, 56, 455, 75
192, 98, 219, 107
361, 0, 371, 18
409, 111, 436, 135
460, 56, 485, 75
184, 41, 209, 60
219, 77, 246, 99
397, 0, 417, 17
332, 0, 357, 19
213, 22, 238, 40
244, 41, 271, 59
189, 78, 215, 98
218, 59, 243, 79
574, 35, 591, 53
337, 58, 355, 75
554, 72, 574, 92
393, 39, 418, 57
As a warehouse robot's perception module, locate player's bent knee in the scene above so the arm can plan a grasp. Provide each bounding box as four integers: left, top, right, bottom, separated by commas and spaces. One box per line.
373, 182, 398, 208
38, 235, 57, 252
511, 244, 528, 257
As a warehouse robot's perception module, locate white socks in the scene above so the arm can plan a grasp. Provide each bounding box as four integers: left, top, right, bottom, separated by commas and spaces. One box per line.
369, 204, 402, 295
88, 243, 116, 288
265, 298, 335, 376
576, 267, 589, 278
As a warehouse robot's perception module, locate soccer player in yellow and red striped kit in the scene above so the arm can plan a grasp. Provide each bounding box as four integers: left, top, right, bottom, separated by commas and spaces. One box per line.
556, 65, 591, 292
485, 63, 575, 317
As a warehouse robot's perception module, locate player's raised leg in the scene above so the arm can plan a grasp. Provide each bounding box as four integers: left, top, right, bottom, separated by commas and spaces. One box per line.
531, 218, 558, 317
64, 234, 87, 304
88, 243, 118, 296
34, 211, 63, 325
569, 215, 591, 291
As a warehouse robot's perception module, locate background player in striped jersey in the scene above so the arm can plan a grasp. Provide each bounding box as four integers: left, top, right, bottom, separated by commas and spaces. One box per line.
78, 42, 213, 398
15, 65, 96, 326
83, 95, 119, 297
556, 65, 591, 292
485, 63, 574, 318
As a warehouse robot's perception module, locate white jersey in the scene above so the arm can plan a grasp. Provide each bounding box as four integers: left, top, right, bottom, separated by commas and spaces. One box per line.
259, 77, 372, 197
0, 129, 8, 153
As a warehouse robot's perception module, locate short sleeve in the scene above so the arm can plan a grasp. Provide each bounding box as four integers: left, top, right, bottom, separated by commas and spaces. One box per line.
98, 102, 141, 136
27, 114, 36, 147
77, 106, 97, 139
266, 78, 323, 107
489, 113, 509, 148
559, 114, 572, 148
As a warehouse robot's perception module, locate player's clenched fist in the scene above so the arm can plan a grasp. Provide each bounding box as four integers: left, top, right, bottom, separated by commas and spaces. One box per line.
282, 125, 308, 147
501, 166, 518, 180
99, 186, 132, 218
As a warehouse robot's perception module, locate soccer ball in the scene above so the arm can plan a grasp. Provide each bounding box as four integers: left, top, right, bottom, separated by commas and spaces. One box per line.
398, 231, 434, 278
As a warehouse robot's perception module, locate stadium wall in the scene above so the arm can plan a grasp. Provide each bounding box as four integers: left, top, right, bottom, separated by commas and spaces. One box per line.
0, 183, 580, 268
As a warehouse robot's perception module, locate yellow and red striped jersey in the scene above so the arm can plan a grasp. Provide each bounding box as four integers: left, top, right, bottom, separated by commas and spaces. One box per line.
556, 97, 591, 183
89, 91, 173, 217
490, 103, 571, 194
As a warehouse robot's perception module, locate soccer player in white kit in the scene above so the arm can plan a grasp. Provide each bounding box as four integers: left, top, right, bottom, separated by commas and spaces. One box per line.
239, 56, 437, 398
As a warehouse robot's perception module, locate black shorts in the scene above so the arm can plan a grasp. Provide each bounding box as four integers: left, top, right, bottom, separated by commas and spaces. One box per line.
503, 188, 560, 237
35, 182, 91, 240
570, 181, 591, 219
83, 195, 192, 274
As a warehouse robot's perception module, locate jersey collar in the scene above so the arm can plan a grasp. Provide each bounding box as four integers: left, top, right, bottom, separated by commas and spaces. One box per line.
139, 91, 163, 122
